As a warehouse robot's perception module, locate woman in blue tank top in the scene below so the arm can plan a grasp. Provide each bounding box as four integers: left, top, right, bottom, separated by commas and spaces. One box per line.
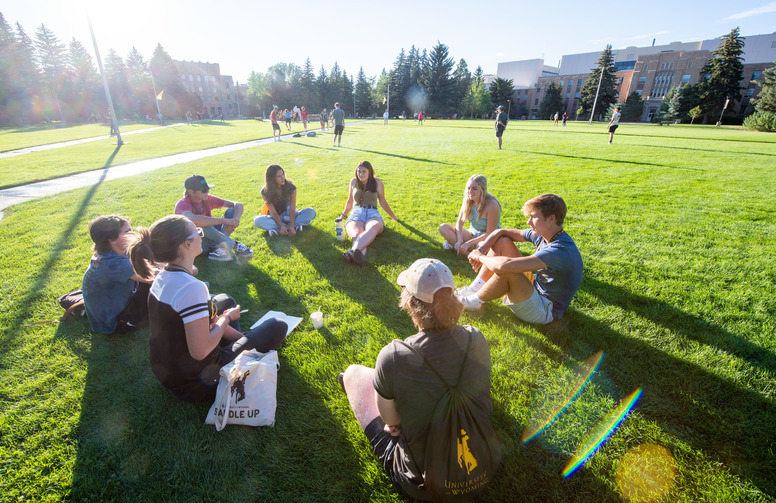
439, 174, 500, 256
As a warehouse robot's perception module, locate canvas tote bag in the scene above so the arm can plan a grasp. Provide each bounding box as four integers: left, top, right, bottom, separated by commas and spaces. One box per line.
205, 350, 279, 431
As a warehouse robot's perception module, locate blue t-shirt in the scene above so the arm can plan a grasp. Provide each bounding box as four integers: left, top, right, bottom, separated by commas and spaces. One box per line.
82, 251, 137, 334
523, 229, 583, 319
332, 108, 346, 126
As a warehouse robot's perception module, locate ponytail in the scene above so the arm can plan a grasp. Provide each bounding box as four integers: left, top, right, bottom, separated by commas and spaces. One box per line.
129, 227, 156, 280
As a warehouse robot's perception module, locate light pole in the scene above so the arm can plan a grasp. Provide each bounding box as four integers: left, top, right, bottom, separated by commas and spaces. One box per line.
87, 13, 123, 145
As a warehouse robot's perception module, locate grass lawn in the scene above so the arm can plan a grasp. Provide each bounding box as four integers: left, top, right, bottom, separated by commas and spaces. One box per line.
0, 122, 160, 152
0, 119, 319, 190
0, 119, 774, 502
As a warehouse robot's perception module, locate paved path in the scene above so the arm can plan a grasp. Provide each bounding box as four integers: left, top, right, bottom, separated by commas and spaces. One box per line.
0, 123, 367, 220
0, 123, 184, 159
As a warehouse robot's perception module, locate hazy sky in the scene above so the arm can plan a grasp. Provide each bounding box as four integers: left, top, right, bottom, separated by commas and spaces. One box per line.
3, 0, 775, 83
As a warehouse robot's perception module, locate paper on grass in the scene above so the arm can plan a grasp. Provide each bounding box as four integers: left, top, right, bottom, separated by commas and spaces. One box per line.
250, 310, 303, 336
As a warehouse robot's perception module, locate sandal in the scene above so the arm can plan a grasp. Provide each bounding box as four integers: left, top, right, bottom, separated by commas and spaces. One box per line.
353, 249, 367, 265
343, 250, 354, 263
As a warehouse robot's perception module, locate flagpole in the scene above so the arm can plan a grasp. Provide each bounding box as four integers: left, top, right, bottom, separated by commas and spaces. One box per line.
150, 72, 162, 118
87, 13, 123, 145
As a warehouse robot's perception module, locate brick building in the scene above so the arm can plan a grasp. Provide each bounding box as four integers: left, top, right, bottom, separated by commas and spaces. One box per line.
173, 60, 240, 119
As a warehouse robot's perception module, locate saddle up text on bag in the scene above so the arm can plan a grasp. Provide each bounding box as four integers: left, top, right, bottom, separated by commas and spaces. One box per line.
205, 350, 279, 431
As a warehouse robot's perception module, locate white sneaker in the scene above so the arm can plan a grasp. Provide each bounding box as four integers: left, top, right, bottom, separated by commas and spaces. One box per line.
268, 229, 278, 237
442, 241, 454, 250
460, 295, 483, 312
208, 247, 233, 261
456, 285, 476, 298
234, 241, 254, 259
295, 225, 304, 232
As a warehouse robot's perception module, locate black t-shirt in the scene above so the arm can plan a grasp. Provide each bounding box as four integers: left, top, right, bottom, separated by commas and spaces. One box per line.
261, 181, 296, 212
148, 270, 222, 402
497, 111, 508, 127
373, 325, 493, 498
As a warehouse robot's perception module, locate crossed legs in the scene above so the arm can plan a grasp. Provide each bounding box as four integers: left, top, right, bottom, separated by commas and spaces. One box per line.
472, 236, 534, 304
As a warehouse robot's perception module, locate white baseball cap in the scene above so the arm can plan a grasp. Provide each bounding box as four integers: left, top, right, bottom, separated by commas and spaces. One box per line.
397, 258, 455, 303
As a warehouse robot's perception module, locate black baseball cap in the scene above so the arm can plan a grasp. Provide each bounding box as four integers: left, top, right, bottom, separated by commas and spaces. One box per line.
184, 175, 213, 192
497, 105, 504, 110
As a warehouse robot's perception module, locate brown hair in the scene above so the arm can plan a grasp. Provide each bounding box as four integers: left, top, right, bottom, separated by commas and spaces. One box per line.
522, 194, 567, 226
129, 215, 191, 279
355, 160, 377, 195
399, 287, 462, 331
88, 215, 130, 253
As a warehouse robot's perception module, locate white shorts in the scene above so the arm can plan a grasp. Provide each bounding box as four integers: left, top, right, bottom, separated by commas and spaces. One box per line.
504, 287, 554, 325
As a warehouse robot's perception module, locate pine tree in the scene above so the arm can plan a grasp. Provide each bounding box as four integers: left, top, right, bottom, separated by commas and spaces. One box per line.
35, 24, 67, 121
104, 49, 131, 118
579, 44, 617, 120
622, 91, 645, 121
300, 57, 315, 109
452, 58, 472, 116
752, 62, 776, 114
354, 67, 372, 117
126, 47, 152, 117
489, 77, 514, 114
420, 42, 455, 116
149, 43, 189, 117
538, 82, 563, 120
316, 65, 329, 111
697, 27, 745, 119
68, 38, 99, 120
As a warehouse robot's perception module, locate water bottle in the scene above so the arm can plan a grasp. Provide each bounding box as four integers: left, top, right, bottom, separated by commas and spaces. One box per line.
335, 217, 345, 241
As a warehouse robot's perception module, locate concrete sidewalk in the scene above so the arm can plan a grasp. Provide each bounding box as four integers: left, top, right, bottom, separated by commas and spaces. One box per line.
0, 123, 369, 221
0, 123, 184, 159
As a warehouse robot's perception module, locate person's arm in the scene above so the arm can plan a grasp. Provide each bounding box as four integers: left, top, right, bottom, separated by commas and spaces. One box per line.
221, 200, 243, 234
181, 211, 234, 229
376, 179, 398, 221
184, 305, 241, 360
454, 206, 467, 249
460, 200, 500, 254
262, 192, 289, 235
287, 191, 297, 236
340, 179, 356, 219
376, 393, 402, 437
468, 249, 546, 275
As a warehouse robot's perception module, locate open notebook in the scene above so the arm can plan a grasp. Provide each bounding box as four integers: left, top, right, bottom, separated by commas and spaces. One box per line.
249, 310, 303, 337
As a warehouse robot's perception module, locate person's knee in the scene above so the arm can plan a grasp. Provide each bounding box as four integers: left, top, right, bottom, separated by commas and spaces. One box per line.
212, 293, 237, 313
439, 223, 452, 235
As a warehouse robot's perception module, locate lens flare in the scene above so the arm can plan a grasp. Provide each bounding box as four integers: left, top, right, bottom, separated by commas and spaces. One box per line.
562, 388, 643, 477
616, 443, 677, 502
522, 351, 604, 444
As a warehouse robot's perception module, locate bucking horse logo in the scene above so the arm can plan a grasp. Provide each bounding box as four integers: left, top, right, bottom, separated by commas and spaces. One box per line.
230, 370, 251, 402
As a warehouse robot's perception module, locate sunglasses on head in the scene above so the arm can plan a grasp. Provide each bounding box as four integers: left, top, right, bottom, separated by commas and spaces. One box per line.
186, 228, 204, 240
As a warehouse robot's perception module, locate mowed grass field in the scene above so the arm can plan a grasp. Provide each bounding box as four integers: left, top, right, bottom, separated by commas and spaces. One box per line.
0, 119, 774, 502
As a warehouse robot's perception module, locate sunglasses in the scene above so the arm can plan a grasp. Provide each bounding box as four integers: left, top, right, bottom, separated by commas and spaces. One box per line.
186, 227, 204, 240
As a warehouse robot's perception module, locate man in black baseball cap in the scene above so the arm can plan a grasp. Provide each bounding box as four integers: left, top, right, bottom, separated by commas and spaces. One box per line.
174, 175, 253, 261
494, 105, 508, 150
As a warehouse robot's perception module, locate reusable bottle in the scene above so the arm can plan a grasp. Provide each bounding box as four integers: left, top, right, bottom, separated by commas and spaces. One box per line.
335, 217, 345, 241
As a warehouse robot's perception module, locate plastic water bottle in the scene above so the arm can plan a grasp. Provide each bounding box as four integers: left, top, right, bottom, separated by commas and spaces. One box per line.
335, 217, 345, 241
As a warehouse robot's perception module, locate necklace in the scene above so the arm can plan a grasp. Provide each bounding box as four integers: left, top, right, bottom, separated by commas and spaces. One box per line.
547, 229, 565, 243
164, 264, 191, 275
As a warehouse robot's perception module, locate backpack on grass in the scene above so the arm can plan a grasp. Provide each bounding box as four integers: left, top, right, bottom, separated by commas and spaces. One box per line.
399, 334, 501, 501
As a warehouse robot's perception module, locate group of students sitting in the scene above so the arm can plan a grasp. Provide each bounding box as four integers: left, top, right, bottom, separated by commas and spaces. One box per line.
81, 163, 584, 500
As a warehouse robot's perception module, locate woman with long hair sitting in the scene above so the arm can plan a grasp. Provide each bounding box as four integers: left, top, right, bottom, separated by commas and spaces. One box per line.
439, 174, 501, 256
253, 164, 316, 236
129, 215, 287, 402
339, 161, 397, 265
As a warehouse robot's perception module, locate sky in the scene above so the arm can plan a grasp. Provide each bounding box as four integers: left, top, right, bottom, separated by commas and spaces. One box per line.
3, 0, 776, 84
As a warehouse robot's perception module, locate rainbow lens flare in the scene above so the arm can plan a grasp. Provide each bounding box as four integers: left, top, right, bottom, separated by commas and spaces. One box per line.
522, 350, 604, 444
562, 387, 644, 478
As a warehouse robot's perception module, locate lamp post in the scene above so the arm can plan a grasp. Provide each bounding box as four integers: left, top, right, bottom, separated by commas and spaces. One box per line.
87, 13, 123, 145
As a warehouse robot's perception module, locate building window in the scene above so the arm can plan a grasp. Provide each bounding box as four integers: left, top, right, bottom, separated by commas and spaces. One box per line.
198, 86, 203, 92
618, 77, 624, 84
575, 92, 580, 98
652, 71, 674, 97
746, 88, 754, 97
636, 89, 643, 96
752, 71, 761, 80
682, 74, 691, 83
566, 92, 570, 99
660, 62, 674, 70
189, 74, 193, 81
771, 40, 776, 48
197, 75, 201, 82
534, 99, 539, 105
639, 76, 647, 83
560, 80, 564, 87
687, 61, 693, 69
642, 64, 648, 71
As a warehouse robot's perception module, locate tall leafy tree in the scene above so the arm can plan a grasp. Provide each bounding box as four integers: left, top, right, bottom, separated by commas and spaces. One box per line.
622, 91, 645, 121
421, 42, 455, 116
461, 78, 492, 119
104, 49, 131, 118
35, 24, 67, 121
315, 65, 329, 111
68, 38, 99, 120
300, 57, 315, 108
452, 58, 472, 116
126, 47, 153, 117
389, 49, 411, 116
12, 22, 42, 124
538, 81, 563, 120
489, 77, 514, 115
579, 44, 617, 121
354, 67, 372, 117
752, 62, 776, 114
697, 27, 745, 120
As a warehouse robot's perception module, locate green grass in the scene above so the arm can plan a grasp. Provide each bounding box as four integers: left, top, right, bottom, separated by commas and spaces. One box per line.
0, 119, 318, 189
0, 122, 158, 152
1, 120, 775, 502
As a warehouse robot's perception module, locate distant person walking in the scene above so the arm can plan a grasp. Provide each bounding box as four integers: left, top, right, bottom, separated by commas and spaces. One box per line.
553, 112, 559, 126
607, 106, 621, 144
284, 109, 292, 131
562, 112, 568, 126
320, 108, 328, 131
332, 102, 346, 147
495, 105, 508, 150
383, 110, 389, 125
417, 111, 423, 125
300, 106, 308, 132
270, 106, 282, 142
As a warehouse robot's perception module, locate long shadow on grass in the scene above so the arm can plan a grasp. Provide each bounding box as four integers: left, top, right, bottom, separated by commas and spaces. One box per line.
516, 148, 701, 171
630, 143, 776, 157
555, 283, 776, 497
346, 147, 457, 165
68, 264, 382, 502
0, 146, 121, 350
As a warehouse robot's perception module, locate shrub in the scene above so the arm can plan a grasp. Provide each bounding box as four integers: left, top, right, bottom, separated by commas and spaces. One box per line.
743, 111, 776, 132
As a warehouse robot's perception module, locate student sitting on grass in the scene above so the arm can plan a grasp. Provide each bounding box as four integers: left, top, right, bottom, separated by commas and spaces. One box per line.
439, 174, 501, 256
340, 258, 500, 501
339, 160, 397, 265
129, 215, 287, 402
82, 215, 154, 334
457, 194, 583, 325
253, 164, 317, 236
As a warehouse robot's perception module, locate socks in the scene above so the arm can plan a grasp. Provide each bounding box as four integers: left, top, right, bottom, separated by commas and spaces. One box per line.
465, 294, 483, 305
470, 277, 486, 292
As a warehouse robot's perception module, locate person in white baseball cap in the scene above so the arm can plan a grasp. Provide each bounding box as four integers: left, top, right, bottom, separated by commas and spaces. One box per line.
338, 257, 498, 500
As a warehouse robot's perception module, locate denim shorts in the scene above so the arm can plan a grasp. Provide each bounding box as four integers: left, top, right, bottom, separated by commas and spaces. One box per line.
347, 206, 383, 225
505, 287, 554, 325
469, 227, 486, 239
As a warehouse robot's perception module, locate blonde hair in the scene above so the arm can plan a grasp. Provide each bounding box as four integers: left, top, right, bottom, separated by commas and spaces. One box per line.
461, 175, 499, 222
